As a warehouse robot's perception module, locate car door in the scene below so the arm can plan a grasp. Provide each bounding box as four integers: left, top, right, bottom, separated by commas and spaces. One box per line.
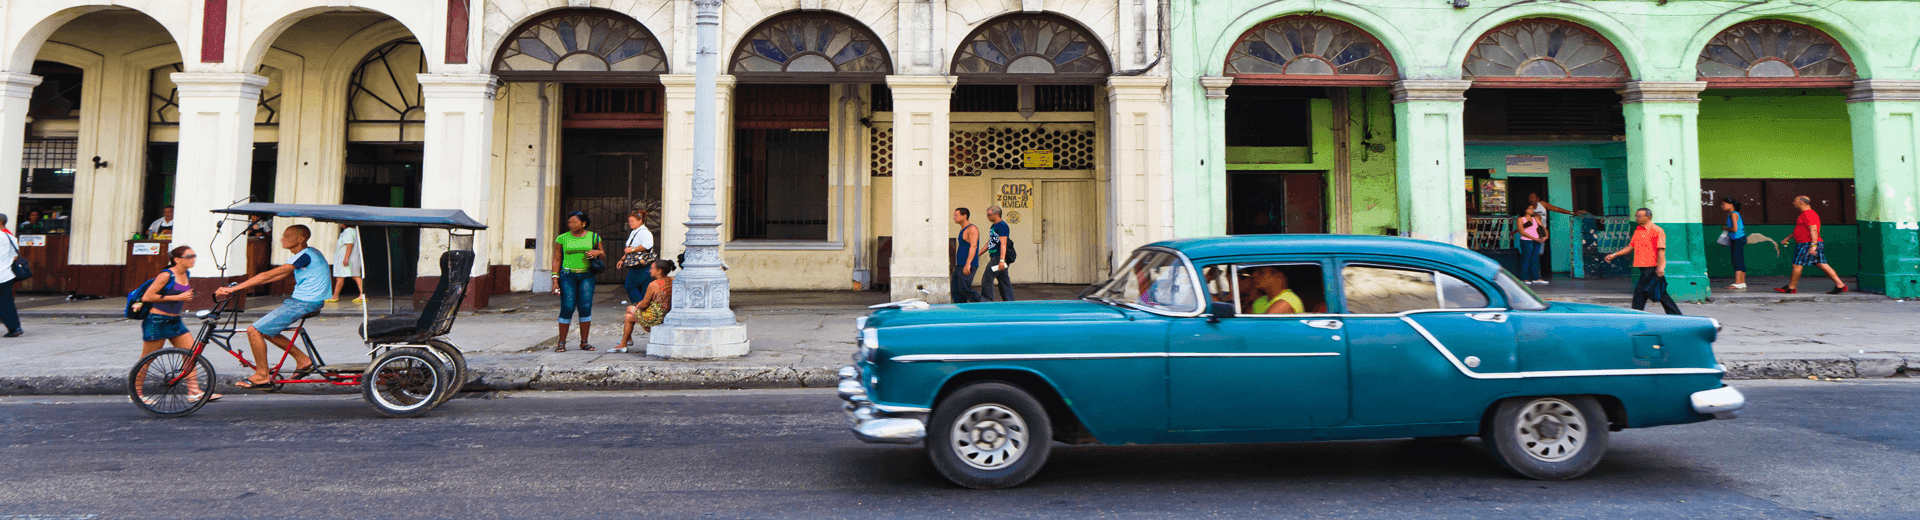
1166, 259, 1350, 432
1337, 260, 1519, 426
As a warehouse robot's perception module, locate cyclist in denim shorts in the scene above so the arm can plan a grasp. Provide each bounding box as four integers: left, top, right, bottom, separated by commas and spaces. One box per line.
216, 224, 331, 389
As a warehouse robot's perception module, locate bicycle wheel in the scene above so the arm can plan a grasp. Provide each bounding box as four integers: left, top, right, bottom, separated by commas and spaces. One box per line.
361, 348, 447, 418
425, 339, 467, 406
128, 348, 217, 418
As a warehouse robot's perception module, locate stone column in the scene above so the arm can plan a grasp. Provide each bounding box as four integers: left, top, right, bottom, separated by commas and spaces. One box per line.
659, 73, 736, 264
170, 73, 267, 281
418, 74, 501, 305
1197, 76, 1233, 236
650, 0, 749, 359
0, 73, 42, 223
885, 75, 957, 303
1621, 81, 1709, 301
1846, 80, 1920, 298
1391, 80, 1471, 246
1107, 76, 1171, 259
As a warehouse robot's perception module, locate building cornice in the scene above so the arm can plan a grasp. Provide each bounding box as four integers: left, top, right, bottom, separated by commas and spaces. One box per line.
1846, 80, 1920, 103
1390, 80, 1472, 103
1198, 76, 1234, 99
1620, 81, 1707, 104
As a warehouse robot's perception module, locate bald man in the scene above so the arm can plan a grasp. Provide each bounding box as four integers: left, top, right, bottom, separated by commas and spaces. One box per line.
216, 224, 333, 388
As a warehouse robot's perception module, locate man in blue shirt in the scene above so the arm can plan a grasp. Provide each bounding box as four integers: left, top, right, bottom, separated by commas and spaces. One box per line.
216, 224, 332, 389
979, 206, 1015, 301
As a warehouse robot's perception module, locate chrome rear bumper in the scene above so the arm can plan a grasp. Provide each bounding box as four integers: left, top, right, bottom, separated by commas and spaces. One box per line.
839, 365, 926, 444
1691, 385, 1745, 420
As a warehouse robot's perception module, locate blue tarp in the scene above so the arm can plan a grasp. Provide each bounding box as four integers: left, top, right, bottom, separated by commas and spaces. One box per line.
213, 203, 486, 230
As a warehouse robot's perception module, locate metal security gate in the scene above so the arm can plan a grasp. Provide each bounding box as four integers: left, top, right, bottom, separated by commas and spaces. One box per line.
560, 129, 663, 284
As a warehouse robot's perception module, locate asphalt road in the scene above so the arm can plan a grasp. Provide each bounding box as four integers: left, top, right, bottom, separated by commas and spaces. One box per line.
3, 380, 1917, 519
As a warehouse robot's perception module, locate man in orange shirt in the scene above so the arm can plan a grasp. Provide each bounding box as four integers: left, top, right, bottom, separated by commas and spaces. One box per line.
1604, 208, 1682, 315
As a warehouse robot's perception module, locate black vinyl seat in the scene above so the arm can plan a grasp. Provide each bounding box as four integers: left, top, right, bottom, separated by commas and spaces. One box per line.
359, 250, 474, 343
300, 308, 323, 320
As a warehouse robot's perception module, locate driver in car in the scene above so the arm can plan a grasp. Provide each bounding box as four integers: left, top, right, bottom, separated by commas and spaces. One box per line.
215, 224, 331, 389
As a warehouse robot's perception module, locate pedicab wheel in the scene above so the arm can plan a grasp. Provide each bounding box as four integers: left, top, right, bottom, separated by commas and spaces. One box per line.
361, 347, 448, 418
128, 348, 217, 418
425, 340, 467, 406
1484, 396, 1610, 480
925, 382, 1052, 489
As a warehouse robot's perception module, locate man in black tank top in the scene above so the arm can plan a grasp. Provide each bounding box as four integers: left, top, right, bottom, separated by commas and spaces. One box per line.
950, 208, 982, 303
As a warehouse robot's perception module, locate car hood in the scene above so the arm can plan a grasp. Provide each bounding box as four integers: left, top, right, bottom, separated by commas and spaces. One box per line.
865, 300, 1131, 328
1540, 301, 1647, 315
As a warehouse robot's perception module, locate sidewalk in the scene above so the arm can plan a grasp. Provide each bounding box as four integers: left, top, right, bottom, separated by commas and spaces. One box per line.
0, 283, 1913, 396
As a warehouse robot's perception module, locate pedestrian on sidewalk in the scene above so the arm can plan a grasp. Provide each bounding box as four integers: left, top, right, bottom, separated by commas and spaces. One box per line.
620, 211, 655, 305
1512, 206, 1548, 284
327, 223, 365, 304
614, 259, 676, 353
1778, 195, 1847, 295
950, 208, 982, 304
213, 225, 327, 389
0, 213, 24, 337
136, 246, 215, 402
1604, 208, 1683, 315
550, 211, 602, 352
1720, 197, 1748, 289
979, 206, 1015, 301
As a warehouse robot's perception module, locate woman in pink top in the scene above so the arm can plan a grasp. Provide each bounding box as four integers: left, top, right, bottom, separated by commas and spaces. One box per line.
1511, 207, 1549, 284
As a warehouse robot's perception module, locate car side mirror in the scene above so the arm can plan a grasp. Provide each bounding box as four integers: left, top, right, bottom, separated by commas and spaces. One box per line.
1208, 301, 1236, 323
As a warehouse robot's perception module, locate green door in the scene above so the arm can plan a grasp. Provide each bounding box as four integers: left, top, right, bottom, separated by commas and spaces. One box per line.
1167, 260, 1349, 431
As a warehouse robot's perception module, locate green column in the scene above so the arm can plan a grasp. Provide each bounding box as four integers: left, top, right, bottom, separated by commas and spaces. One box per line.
1622, 81, 1710, 301
1390, 80, 1470, 245
1847, 80, 1920, 298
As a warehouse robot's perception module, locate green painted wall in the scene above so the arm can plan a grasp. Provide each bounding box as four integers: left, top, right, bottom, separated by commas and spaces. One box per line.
1348, 87, 1400, 236
1699, 90, 1852, 180
1701, 225, 1857, 277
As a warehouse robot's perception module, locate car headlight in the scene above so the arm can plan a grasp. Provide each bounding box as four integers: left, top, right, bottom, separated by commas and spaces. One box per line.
860, 328, 880, 363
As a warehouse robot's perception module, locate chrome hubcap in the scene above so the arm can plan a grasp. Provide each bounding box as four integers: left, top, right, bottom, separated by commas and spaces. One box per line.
1514, 398, 1586, 463
951, 404, 1028, 470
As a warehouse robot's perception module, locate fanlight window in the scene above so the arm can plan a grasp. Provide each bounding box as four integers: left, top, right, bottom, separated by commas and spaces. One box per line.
952, 15, 1110, 76
1225, 17, 1394, 78
1698, 21, 1854, 79
349, 39, 424, 123
1463, 20, 1628, 81
496, 13, 667, 73
729, 15, 891, 75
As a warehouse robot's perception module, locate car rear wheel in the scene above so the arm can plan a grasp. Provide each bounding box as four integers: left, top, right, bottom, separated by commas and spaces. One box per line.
1485, 396, 1610, 480
925, 382, 1052, 489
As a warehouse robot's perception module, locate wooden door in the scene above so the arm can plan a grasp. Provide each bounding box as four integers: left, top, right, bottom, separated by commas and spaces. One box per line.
1039, 180, 1096, 284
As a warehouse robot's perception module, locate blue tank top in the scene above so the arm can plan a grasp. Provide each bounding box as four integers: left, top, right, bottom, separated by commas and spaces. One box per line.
1727, 212, 1746, 239
955, 224, 977, 269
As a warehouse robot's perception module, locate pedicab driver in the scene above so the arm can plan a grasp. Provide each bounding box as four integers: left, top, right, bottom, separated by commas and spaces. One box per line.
214, 224, 330, 389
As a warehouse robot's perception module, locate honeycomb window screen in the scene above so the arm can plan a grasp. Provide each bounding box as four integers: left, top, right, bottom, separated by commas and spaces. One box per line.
870, 125, 1095, 177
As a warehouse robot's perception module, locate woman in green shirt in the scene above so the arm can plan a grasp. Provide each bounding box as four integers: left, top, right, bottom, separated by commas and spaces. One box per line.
1242, 266, 1303, 314
551, 211, 603, 351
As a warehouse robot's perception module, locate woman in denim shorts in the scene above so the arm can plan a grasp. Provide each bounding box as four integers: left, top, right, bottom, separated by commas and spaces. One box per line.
137, 246, 213, 401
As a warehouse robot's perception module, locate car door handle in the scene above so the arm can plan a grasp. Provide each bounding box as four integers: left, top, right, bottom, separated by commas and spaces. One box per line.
1467, 313, 1508, 323
1302, 319, 1343, 330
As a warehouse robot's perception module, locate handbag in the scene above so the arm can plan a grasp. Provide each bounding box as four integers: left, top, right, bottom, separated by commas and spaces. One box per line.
6, 233, 28, 282
1716, 231, 1731, 247
621, 232, 658, 269
585, 232, 608, 276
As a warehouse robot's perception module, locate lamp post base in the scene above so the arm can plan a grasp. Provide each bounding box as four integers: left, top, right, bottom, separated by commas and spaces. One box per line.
646, 323, 751, 359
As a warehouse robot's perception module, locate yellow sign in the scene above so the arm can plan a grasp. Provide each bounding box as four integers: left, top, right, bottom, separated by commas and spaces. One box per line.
1022, 150, 1055, 169
997, 181, 1034, 210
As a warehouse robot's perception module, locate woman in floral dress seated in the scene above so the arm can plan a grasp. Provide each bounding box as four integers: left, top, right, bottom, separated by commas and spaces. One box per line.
612, 260, 675, 353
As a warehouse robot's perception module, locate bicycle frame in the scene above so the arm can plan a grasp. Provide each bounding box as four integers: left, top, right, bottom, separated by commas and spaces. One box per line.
170, 295, 363, 387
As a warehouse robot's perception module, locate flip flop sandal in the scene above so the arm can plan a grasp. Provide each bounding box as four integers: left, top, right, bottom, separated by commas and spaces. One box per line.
554, 342, 567, 353
290, 364, 319, 380
579, 344, 596, 352
235, 378, 274, 390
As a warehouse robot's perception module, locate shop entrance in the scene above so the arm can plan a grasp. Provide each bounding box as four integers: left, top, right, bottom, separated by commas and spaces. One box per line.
560, 128, 662, 284
342, 143, 422, 297
1227, 171, 1325, 235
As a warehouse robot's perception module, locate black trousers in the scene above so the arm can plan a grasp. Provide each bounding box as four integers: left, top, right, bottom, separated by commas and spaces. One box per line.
0, 280, 19, 333
979, 265, 1015, 302
1632, 266, 1682, 315
950, 266, 981, 303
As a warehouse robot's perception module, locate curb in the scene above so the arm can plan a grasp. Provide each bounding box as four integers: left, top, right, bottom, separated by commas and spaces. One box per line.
4, 357, 1913, 396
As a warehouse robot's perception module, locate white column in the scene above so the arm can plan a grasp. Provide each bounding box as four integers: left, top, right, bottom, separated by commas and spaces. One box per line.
885, 75, 957, 303
659, 73, 736, 263
418, 74, 502, 279
1107, 76, 1170, 261
0, 73, 41, 224
1390, 80, 1471, 246
170, 73, 267, 279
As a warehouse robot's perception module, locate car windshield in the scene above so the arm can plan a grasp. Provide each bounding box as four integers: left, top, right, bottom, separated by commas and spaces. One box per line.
1082, 250, 1200, 314
1495, 269, 1550, 311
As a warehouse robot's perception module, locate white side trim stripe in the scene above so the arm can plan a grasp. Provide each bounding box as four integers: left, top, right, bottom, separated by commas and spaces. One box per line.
890, 352, 1341, 363
1398, 316, 1722, 379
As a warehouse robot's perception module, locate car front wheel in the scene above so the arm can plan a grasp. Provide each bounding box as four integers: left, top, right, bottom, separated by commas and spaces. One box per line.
1485, 396, 1610, 480
925, 382, 1053, 489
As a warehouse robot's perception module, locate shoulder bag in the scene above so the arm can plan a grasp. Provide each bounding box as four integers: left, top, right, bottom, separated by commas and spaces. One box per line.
7, 233, 30, 282
587, 232, 608, 276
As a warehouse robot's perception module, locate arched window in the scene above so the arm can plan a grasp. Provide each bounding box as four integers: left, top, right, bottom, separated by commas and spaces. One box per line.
951, 14, 1110, 84
493, 10, 668, 82
1224, 16, 1396, 85
1697, 20, 1854, 87
729, 12, 891, 83
1463, 19, 1629, 87
348, 39, 425, 141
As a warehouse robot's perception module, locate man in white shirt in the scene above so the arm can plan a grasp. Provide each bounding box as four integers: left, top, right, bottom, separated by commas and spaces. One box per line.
146, 206, 174, 238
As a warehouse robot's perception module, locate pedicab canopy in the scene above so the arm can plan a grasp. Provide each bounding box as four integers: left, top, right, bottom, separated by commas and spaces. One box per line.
213, 203, 487, 230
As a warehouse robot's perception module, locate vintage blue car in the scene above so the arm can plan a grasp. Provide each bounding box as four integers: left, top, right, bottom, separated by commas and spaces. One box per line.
838, 235, 1745, 489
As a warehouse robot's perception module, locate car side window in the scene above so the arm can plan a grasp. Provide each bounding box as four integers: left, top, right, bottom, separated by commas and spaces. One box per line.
1342, 264, 1489, 314
1202, 263, 1328, 315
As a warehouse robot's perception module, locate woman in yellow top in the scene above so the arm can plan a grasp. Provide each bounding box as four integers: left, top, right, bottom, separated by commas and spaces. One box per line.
1242, 266, 1302, 314
550, 211, 604, 352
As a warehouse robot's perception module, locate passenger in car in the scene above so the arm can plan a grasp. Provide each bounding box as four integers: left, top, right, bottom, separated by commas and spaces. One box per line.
1242, 267, 1302, 314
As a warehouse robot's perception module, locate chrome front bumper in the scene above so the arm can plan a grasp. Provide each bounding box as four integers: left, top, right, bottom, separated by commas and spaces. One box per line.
838, 365, 926, 444
1691, 385, 1745, 420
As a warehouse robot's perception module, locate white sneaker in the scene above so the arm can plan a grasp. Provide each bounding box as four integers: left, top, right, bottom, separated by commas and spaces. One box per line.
1536, 280, 1550, 285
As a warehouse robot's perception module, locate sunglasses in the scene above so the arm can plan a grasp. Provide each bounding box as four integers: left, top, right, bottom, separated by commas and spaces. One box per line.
179, 255, 197, 259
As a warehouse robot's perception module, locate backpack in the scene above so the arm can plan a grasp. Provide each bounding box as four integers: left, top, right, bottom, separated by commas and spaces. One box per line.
125, 271, 169, 320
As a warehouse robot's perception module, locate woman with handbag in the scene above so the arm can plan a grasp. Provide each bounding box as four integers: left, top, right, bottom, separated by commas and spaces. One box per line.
0, 213, 22, 337
550, 211, 603, 352
1719, 197, 1748, 289
620, 211, 657, 305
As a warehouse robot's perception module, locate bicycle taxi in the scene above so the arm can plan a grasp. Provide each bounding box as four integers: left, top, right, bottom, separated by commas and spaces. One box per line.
128, 203, 484, 418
